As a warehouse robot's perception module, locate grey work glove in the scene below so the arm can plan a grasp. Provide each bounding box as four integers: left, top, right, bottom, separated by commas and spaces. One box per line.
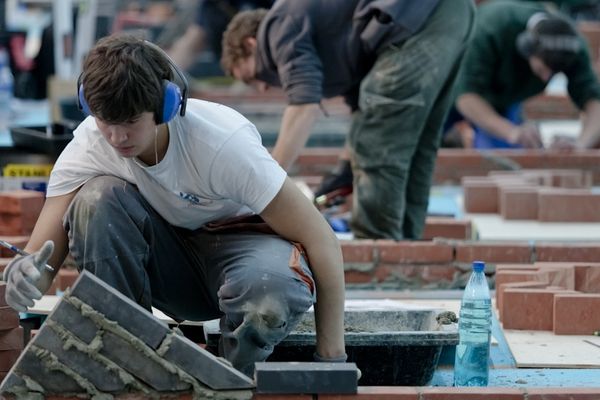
3, 240, 54, 312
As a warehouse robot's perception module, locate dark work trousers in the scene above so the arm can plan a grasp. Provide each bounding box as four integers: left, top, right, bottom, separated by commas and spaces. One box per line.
63, 176, 315, 376
349, 0, 476, 240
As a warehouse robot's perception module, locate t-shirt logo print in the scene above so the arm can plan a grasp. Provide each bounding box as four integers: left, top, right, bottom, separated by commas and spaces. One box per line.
179, 192, 204, 205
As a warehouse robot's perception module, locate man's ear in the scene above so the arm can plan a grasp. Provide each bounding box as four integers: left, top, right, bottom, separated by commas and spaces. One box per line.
243, 37, 258, 53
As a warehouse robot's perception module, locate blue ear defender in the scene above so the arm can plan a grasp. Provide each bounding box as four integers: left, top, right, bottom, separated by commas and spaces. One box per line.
516, 12, 581, 59
76, 40, 189, 124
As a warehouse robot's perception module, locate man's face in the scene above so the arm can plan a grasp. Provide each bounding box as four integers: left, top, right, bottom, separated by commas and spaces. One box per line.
529, 55, 554, 83
95, 112, 157, 159
232, 55, 269, 92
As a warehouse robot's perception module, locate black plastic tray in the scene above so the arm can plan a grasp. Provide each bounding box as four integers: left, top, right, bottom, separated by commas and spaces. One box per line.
204, 307, 458, 386
10, 121, 77, 157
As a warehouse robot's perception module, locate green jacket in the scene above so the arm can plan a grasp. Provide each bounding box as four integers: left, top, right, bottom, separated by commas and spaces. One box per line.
454, 0, 600, 114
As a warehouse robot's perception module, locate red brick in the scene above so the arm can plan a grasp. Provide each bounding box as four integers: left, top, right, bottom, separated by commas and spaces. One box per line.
420, 387, 525, 399
495, 263, 538, 271
0, 326, 24, 351
371, 264, 457, 288
0, 214, 37, 236
56, 268, 80, 291
538, 190, 600, 222
497, 281, 550, 321
0, 283, 7, 307
553, 293, 600, 335
462, 178, 499, 213
536, 244, 600, 262
0, 349, 21, 371
0, 190, 44, 215
344, 270, 375, 285
526, 387, 600, 399
455, 243, 532, 264
0, 258, 10, 276
574, 265, 600, 293
321, 386, 419, 399
502, 288, 573, 331
0, 307, 19, 331
341, 241, 376, 263
252, 395, 313, 400
500, 187, 539, 220
495, 270, 543, 289
0, 236, 29, 258
422, 218, 472, 240
377, 241, 454, 264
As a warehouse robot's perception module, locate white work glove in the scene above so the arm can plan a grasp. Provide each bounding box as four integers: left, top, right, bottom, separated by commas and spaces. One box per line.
3, 240, 54, 312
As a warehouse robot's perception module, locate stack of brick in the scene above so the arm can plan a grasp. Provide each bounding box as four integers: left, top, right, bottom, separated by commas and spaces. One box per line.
0, 190, 45, 237
341, 239, 600, 290
496, 262, 600, 334
462, 169, 600, 222
0, 284, 24, 383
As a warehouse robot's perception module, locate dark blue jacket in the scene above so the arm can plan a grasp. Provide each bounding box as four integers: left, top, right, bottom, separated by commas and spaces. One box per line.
255, 0, 440, 108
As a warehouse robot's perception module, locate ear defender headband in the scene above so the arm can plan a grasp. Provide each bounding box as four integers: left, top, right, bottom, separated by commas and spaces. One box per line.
516, 12, 581, 58
77, 40, 189, 124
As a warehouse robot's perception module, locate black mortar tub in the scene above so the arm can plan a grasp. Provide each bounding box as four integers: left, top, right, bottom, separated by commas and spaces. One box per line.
204, 301, 458, 386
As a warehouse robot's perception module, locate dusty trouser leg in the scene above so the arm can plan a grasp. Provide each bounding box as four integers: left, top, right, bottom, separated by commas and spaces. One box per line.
349, 0, 476, 240
63, 176, 220, 321
402, 0, 476, 239
195, 232, 316, 376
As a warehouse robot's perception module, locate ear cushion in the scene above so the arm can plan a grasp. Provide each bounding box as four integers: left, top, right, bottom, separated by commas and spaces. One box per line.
160, 80, 182, 124
77, 84, 92, 116
516, 31, 536, 58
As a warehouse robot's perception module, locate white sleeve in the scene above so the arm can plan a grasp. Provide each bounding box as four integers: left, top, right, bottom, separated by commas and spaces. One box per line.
208, 124, 287, 214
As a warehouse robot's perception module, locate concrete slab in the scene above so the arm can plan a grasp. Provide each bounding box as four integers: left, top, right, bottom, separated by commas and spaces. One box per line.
159, 332, 254, 390
0, 271, 254, 398
255, 361, 358, 394
68, 271, 170, 349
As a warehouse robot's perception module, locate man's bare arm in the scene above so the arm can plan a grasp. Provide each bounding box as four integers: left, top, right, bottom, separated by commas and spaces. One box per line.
271, 103, 321, 170
260, 177, 346, 359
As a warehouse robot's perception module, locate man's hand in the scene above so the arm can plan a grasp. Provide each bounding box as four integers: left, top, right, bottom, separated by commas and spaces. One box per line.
550, 134, 578, 151
508, 124, 543, 148
3, 240, 54, 312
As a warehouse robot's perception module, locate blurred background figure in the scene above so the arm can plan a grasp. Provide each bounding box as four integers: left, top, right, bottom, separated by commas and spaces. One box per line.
449, 0, 600, 149
166, 0, 273, 76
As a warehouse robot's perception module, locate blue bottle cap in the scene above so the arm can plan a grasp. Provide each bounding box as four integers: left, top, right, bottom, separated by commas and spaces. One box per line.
472, 261, 485, 272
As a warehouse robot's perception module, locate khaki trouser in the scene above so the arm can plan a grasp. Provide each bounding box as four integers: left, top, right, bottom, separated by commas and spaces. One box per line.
349, 0, 476, 239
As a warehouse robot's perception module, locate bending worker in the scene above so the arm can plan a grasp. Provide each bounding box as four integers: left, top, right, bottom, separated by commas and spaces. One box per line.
2, 34, 346, 375
453, 0, 600, 149
221, 0, 475, 240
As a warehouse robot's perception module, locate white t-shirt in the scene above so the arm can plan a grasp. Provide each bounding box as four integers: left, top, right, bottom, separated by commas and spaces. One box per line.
47, 99, 287, 230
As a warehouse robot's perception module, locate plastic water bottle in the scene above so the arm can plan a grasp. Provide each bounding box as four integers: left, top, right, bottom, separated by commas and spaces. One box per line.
454, 260, 492, 387
0, 47, 14, 131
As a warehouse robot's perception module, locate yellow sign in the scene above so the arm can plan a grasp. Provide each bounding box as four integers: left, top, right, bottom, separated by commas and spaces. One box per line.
3, 164, 54, 177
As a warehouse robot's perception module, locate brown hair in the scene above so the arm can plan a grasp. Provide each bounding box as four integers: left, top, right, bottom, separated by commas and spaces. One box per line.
221, 9, 268, 76
80, 33, 173, 124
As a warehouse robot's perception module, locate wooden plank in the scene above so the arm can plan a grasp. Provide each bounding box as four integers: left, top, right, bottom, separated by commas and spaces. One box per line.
503, 329, 600, 368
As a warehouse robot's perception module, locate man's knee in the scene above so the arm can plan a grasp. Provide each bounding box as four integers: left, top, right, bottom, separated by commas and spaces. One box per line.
68, 176, 140, 222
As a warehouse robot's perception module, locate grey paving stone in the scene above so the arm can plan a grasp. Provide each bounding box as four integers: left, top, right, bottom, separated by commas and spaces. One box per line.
69, 271, 170, 349
99, 330, 190, 392
254, 362, 358, 394
33, 324, 126, 392
47, 300, 98, 344
0, 372, 26, 394
161, 333, 254, 390
13, 350, 85, 393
